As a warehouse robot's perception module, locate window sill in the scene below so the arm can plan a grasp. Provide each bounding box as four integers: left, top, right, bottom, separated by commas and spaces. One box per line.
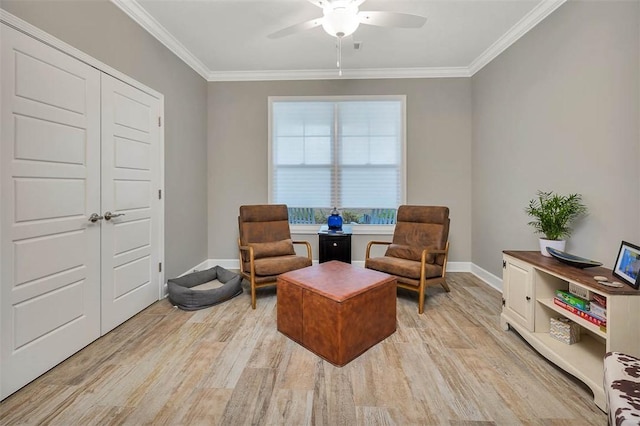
290, 224, 395, 235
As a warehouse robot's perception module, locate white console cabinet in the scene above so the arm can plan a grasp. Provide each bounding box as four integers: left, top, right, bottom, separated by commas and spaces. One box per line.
501, 251, 640, 411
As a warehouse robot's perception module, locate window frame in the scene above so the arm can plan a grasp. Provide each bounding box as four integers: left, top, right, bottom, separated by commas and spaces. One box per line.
268, 95, 407, 233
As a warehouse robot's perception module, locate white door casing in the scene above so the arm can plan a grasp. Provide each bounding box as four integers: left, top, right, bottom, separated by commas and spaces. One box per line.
0, 24, 102, 398
100, 74, 161, 335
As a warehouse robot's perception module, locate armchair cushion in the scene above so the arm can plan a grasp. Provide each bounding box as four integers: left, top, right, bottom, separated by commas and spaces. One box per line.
249, 239, 295, 259
386, 223, 447, 264
251, 255, 312, 276
385, 243, 440, 264
365, 256, 443, 282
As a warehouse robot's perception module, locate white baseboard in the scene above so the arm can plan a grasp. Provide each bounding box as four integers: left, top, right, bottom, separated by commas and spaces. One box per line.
471, 263, 503, 292
198, 259, 503, 289
204, 259, 473, 271
202, 259, 239, 270
447, 261, 472, 272
179, 259, 212, 276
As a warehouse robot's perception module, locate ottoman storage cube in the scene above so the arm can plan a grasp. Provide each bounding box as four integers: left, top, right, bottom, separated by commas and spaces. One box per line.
277, 261, 396, 366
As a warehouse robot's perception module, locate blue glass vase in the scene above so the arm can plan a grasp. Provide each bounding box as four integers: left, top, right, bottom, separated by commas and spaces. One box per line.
328, 207, 343, 231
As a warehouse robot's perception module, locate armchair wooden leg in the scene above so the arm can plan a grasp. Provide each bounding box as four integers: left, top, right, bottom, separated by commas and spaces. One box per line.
418, 286, 425, 314
440, 279, 450, 292
251, 289, 256, 309
251, 280, 257, 309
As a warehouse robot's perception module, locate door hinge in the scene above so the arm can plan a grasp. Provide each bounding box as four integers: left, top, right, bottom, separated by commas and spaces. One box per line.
502, 260, 506, 269
158, 189, 162, 200
502, 297, 505, 307
158, 116, 162, 127
159, 262, 162, 273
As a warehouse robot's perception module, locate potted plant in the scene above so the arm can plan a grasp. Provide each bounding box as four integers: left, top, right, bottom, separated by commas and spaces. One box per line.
525, 190, 587, 256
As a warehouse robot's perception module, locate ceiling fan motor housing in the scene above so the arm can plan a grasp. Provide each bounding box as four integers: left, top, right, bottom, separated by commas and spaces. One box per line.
322, 1, 360, 38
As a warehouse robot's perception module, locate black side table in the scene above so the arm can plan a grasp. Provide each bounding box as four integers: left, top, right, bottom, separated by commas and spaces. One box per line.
318, 225, 352, 263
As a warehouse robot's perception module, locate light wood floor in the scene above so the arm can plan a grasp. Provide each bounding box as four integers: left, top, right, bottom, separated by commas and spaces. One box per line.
0, 272, 606, 425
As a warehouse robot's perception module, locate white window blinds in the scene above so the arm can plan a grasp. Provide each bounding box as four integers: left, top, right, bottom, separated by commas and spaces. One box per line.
269, 96, 405, 215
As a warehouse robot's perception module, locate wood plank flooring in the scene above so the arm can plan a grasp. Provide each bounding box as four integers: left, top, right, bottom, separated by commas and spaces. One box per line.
0, 272, 606, 425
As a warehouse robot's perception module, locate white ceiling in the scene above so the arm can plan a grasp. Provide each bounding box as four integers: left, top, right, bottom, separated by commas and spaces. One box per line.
112, 0, 566, 81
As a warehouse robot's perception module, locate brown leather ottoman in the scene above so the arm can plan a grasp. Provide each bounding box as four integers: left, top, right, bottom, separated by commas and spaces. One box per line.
277, 260, 396, 366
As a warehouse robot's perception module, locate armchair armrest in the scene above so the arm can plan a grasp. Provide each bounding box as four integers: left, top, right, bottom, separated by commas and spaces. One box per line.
292, 240, 312, 259
237, 241, 255, 275
366, 240, 392, 260
422, 248, 447, 255
238, 244, 253, 255
420, 242, 450, 270
421, 246, 448, 261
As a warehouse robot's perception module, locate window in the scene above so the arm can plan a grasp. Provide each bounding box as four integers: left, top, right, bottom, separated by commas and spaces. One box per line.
268, 96, 406, 225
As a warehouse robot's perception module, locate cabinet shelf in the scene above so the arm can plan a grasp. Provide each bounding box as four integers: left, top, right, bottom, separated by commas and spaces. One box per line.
531, 331, 605, 388
537, 298, 606, 339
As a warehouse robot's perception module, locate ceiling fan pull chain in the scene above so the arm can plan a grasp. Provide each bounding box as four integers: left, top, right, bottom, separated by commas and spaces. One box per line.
337, 36, 343, 76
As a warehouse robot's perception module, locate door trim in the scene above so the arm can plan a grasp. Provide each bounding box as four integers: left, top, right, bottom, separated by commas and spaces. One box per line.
1, 10, 166, 294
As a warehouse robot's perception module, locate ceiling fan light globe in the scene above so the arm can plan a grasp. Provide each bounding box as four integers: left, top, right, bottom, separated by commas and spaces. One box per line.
322, 5, 360, 37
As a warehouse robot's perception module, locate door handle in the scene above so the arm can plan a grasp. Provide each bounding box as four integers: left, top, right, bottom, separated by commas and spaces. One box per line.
104, 211, 125, 221
88, 213, 104, 223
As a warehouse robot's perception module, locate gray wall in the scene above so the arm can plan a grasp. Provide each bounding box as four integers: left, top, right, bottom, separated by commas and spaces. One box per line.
2, 0, 209, 279
208, 79, 472, 263
8, 0, 635, 282
472, 0, 640, 277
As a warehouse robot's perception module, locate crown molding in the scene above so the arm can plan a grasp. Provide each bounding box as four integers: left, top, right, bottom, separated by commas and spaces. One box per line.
468, 0, 567, 75
110, 0, 565, 82
110, 0, 210, 80
207, 66, 470, 82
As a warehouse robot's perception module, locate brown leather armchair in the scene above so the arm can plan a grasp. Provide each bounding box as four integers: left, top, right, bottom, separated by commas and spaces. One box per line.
365, 205, 450, 314
238, 204, 312, 309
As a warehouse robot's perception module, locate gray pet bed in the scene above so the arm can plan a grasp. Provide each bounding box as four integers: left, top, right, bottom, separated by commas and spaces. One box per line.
167, 266, 243, 311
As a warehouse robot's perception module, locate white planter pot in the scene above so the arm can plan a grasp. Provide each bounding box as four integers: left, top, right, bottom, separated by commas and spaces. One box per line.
539, 238, 566, 257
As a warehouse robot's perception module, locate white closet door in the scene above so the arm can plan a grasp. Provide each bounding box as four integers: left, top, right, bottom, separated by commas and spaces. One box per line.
100, 74, 160, 334
0, 25, 101, 399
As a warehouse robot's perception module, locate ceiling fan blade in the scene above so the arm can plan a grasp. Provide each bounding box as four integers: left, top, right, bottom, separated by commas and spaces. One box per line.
358, 11, 427, 28
267, 17, 324, 39
307, 0, 327, 8
309, 0, 366, 9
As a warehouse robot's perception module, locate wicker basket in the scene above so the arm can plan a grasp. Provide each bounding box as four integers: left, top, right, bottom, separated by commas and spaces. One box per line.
550, 317, 581, 345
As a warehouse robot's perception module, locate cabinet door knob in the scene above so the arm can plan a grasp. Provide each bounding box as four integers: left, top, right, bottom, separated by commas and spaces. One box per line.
526, 296, 531, 301
333, 242, 337, 247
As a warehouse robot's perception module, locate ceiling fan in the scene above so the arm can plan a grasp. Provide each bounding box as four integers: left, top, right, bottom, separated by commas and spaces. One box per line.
267, 0, 427, 75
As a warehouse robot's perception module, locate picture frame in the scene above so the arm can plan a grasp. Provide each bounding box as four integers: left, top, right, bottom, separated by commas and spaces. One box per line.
612, 241, 640, 289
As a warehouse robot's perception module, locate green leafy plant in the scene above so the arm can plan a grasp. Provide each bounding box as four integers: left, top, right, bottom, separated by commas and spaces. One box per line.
525, 191, 587, 241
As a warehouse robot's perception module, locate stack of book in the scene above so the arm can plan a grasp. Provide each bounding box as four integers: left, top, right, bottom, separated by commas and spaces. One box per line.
553, 290, 607, 330
589, 293, 607, 322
